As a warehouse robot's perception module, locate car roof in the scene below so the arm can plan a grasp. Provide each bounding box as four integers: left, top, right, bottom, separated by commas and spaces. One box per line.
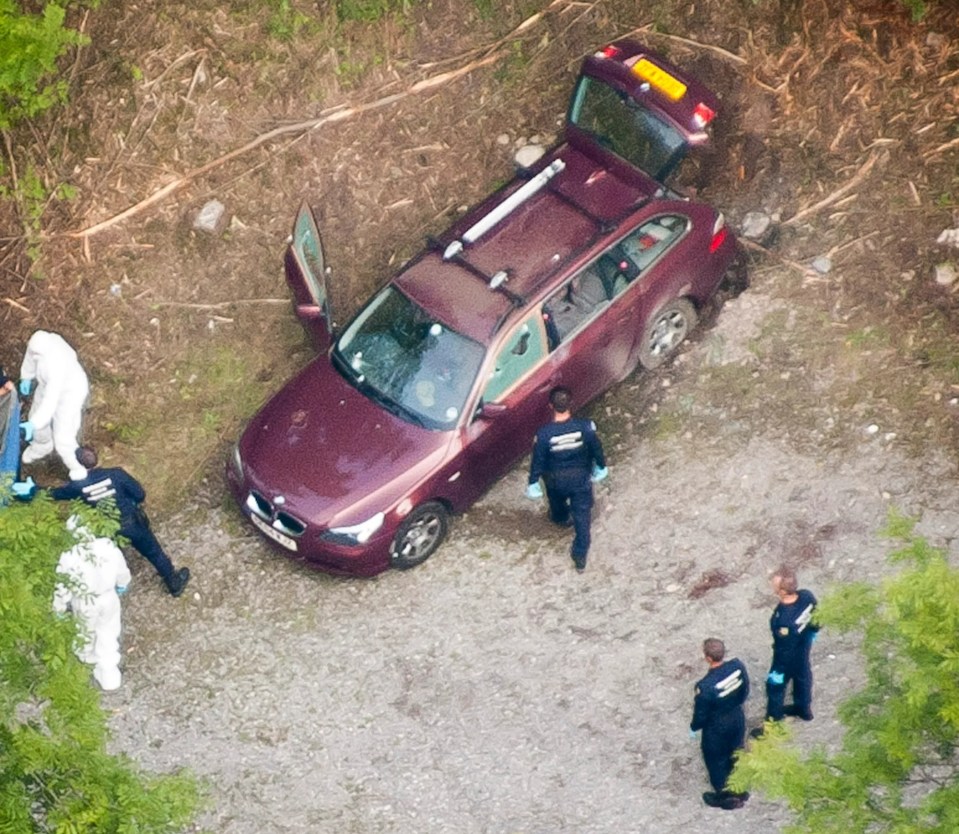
395, 143, 659, 344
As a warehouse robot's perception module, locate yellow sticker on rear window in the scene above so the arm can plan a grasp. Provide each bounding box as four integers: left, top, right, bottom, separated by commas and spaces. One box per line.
632, 58, 687, 101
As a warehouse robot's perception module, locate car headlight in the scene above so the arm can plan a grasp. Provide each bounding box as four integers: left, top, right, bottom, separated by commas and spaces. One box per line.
321, 512, 385, 546
230, 444, 244, 480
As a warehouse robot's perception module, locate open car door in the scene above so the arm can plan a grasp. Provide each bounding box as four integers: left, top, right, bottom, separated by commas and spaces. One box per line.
1, 388, 21, 497
286, 201, 334, 352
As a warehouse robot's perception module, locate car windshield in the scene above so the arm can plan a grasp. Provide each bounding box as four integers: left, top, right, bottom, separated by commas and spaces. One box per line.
568, 75, 687, 182
333, 287, 485, 430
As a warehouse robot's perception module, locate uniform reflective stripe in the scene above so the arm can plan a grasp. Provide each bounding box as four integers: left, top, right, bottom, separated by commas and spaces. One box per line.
80, 477, 116, 503
795, 603, 815, 632
549, 431, 584, 452
715, 669, 743, 698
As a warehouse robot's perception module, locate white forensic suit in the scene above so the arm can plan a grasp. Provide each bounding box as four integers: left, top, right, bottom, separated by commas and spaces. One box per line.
19, 330, 90, 480
53, 521, 132, 691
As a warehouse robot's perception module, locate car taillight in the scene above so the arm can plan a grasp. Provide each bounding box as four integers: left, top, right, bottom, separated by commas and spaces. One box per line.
693, 102, 716, 128
709, 214, 728, 253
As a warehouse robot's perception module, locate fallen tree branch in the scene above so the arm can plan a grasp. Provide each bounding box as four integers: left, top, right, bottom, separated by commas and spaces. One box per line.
623, 24, 747, 64
149, 298, 291, 309
782, 151, 883, 227
68, 0, 573, 241
69, 52, 501, 240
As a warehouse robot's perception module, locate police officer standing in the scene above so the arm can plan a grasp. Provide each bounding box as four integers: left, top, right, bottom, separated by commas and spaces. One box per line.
690, 638, 750, 810
754, 565, 819, 733
50, 446, 191, 597
526, 386, 607, 573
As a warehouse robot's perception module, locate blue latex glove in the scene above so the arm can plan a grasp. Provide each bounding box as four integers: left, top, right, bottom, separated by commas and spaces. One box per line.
767, 670, 785, 686
11, 476, 36, 500
19, 421, 33, 442
689, 728, 699, 740
591, 464, 609, 483
19, 378, 33, 396
810, 631, 819, 643
525, 482, 543, 500
116, 585, 128, 596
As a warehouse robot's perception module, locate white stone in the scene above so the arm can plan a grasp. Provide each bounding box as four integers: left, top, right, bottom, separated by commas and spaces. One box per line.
514, 144, 546, 169
740, 211, 770, 240
193, 199, 228, 235
936, 227, 959, 247
811, 255, 833, 274
934, 262, 957, 286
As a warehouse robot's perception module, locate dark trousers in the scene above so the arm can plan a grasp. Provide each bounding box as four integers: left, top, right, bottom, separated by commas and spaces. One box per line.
120, 516, 177, 590
765, 654, 813, 720
701, 715, 745, 793
545, 477, 594, 564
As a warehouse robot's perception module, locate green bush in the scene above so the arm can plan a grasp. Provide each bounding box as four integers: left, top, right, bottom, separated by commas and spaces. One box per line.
0, 0, 92, 131
0, 490, 203, 832
733, 510, 959, 832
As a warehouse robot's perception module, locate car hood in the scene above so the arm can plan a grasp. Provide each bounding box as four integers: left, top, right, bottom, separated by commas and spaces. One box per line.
239, 355, 451, 524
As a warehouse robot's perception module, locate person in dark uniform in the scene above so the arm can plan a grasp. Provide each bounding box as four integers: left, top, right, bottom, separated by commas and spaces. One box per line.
755, 566, 819, 731
691, 638, 751, 810
50, 446, 191, 597
526, 387, 607, 573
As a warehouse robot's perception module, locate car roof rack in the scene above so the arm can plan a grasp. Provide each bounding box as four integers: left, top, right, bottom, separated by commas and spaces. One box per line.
442, 160, 566, 261
427, 236, 526, 307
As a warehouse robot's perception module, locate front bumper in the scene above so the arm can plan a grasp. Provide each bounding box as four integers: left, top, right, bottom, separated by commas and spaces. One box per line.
225, 464, 393, 578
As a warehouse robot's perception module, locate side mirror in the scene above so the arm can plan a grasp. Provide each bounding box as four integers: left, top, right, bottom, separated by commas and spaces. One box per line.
479, 402, 508, 420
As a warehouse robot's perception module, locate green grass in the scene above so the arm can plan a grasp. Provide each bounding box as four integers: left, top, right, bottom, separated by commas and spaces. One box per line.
96, 343, 283, 512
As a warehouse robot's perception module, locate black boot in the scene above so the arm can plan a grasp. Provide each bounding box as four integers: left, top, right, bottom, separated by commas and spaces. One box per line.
169, 567, 191, 597
784, 704, 814, 721
720, 791, 749, 810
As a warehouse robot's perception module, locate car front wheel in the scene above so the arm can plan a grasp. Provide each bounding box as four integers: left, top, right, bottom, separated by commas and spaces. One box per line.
639, 298, 698, 370
389, 501, 449, 570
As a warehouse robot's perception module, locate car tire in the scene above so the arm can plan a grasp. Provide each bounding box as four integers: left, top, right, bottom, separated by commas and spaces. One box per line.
719, 248, 749, 298
389, 501, 449, 570
638, 298, 698, 370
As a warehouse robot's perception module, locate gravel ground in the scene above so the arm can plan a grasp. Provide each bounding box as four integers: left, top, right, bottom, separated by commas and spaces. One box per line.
105, 283, 959, 834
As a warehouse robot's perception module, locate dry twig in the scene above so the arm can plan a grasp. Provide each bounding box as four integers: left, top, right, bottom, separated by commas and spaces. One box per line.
741, 238, 810, 276
67, 1, 578, 241
924, 135, 959, 159
783, 151, 883, 227
622, 25, 747, 64
3, 297, 30, 313
149, 298, 292, 309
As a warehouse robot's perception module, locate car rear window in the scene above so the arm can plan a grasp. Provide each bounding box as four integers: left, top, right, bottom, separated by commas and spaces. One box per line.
568, 75, 687, 181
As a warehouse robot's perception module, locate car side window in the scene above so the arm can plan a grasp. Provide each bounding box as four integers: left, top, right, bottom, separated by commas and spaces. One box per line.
618, 214, 688, 275
482, 314, 547, 403
542, 266, 610, 347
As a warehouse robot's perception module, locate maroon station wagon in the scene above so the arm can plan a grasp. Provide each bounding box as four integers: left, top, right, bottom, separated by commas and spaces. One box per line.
227, 40, 746, 577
